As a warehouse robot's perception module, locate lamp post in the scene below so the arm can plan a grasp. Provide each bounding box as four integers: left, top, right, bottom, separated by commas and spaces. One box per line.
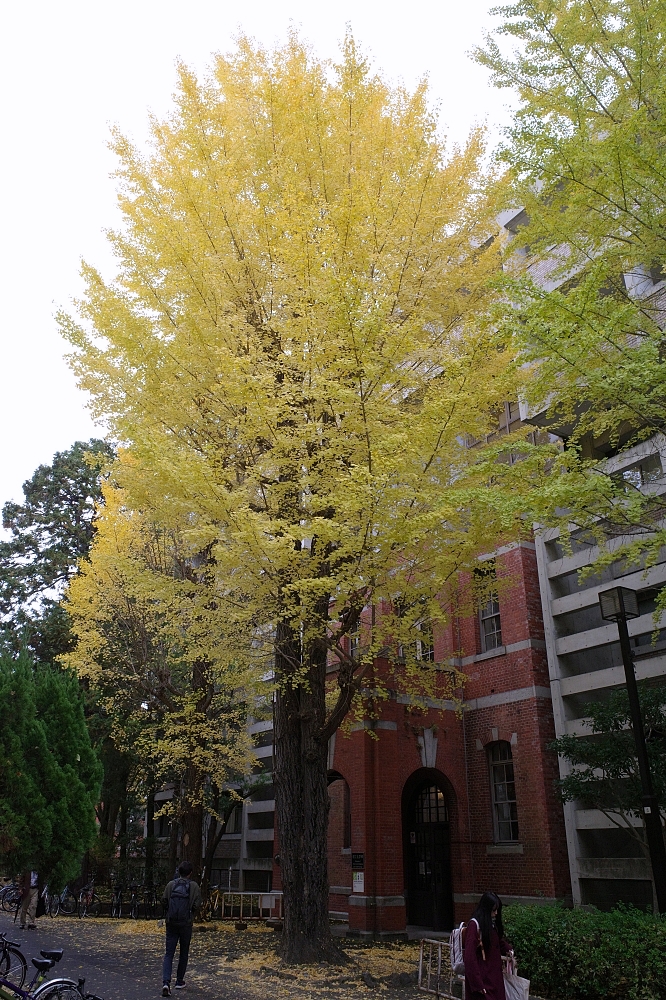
598, 585, 666, 913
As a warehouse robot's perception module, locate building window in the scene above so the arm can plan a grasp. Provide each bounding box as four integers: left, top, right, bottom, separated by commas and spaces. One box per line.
612, 452, 662, 489
476, 561, 502, 652
489, 742, 519, 842
415, 621, 435, 662
480, 595, 502, 651
349, 628, 360, 659
414, 785, 448, 824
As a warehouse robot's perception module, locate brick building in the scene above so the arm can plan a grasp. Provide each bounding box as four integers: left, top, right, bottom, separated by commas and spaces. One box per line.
210, 536, 572, 935
313, 539, 571, 937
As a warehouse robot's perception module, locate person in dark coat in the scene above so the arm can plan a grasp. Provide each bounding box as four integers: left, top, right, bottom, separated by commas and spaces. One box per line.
464, 891, 512, 1000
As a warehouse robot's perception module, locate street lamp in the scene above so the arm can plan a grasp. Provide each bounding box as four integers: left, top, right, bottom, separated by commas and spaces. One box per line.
598, 585, 666, 913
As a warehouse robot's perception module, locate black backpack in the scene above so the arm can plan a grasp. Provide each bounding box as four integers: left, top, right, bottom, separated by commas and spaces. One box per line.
167, 878, 191, 926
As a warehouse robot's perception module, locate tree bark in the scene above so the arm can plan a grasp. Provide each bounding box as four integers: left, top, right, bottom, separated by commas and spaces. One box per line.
180, 778, 204, 884
168, 818, 179, 878
145, 782, 156, 888
273, 620, 347, 964
118, 796, 128, 862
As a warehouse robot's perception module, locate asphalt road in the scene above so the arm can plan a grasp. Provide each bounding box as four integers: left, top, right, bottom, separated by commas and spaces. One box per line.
0, 910, 237, 1000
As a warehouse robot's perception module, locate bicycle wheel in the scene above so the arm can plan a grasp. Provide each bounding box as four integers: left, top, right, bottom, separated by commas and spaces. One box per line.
129, 898, 139, 920
59, 892, 77, 916
111, 898, 121, 919
33, 978, 81, 1000
48, 896, 60, 918
2, 889, 20, 913
0, 945, 28, 988
87, 895, 101, 918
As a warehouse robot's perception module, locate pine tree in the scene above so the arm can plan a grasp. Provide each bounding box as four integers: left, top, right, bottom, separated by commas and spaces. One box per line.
0, 651, 101, 888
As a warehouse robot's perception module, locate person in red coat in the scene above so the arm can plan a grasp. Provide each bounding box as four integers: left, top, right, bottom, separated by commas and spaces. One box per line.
464, 892, 512, 1000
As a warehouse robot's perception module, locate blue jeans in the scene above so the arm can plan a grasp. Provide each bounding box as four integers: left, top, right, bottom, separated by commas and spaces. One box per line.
162, 923, 192, 985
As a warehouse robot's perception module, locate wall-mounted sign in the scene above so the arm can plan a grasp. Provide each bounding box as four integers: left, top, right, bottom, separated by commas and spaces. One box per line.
351, 852, 365, 870
352, 871, 364, 893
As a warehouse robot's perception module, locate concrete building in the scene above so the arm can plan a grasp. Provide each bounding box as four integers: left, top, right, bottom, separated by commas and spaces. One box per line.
533, 435, 666, 911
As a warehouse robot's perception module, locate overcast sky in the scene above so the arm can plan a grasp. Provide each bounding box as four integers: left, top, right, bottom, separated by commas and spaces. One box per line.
0, 0, 515, 509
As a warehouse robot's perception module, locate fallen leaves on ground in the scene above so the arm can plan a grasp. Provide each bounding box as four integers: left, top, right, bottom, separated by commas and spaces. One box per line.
36, 917, 428, 997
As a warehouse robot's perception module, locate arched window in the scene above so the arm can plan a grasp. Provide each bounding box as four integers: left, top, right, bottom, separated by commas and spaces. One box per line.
489, 742, 519, 842
414, 785, 448, 824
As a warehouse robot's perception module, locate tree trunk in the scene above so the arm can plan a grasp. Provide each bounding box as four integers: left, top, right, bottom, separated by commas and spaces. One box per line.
169, 818, 179, 878
274, 621, 346, 964
118, 796, 128, 862
145, 782, 156, 888
180, 789, 204, 885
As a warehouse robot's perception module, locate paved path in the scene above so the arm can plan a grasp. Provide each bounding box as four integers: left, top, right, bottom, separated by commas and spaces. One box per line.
0, 910, 423, 1000
0, 911, 237, 1000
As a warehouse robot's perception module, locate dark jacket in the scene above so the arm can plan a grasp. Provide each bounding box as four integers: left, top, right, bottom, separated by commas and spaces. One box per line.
161, 878, 201, 925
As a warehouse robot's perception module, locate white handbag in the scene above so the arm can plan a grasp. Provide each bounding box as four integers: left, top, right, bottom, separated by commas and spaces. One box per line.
503, 953, 530, 1000
503, 971, 530, 1000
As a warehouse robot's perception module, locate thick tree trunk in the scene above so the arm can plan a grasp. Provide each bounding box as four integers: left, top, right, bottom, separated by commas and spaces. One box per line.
274, 621, 346, 964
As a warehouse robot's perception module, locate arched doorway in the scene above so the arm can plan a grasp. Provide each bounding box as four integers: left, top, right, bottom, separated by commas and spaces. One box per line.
402, 775, 454, 930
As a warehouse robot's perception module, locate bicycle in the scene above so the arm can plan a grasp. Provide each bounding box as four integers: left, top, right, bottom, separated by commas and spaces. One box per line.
141, 886, 158, 920
0, 931, 28, 988
126, 884, 139, 921
201, 885, 223, 922
52, 886, 77, 918
0, 946, 103, 1000
110, 885, 122, 919
76, 883, 100, 919
0, 885, 19, 905
1, 885, 21, 914
39, 888, 58, 920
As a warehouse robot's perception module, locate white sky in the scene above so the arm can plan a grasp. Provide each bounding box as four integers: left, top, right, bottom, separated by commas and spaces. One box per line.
0, 0, 515, 509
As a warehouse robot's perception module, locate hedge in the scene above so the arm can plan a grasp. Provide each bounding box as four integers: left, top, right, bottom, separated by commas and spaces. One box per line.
502, 904, 666, 1000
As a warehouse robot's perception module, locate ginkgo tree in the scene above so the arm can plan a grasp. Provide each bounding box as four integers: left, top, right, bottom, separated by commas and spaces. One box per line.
61, 34, 547, 962
64, 477, 254, 884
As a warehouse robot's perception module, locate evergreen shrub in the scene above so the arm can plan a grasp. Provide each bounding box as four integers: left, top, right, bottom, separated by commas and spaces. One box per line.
503, 904, 666, 1000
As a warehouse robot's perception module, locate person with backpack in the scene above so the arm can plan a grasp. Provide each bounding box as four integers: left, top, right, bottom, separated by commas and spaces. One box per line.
463, 891, 512, 1000
161, 861, 202, 996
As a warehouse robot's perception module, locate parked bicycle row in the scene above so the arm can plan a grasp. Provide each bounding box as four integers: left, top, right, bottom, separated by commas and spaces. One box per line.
0, 929, 104, 1000
0, 880, 159, 921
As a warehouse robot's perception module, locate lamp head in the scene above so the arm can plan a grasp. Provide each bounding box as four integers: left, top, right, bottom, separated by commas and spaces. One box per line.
598, 586, 639, 622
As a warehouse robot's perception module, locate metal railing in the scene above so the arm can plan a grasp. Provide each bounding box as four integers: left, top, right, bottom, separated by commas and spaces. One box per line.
418, 939, 464, 999
219, 891, 283, 920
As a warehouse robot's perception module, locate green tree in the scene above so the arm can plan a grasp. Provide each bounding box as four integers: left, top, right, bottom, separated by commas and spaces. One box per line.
551, 683, 666, 857
0, 439, 115, 660
476, 0, 666, 583
0, 650, 101, 888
